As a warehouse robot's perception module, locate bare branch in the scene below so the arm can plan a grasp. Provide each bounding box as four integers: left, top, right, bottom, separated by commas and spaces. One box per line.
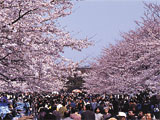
0, 1, 4, 5
11, 8, 38, 25
0, 53, 11, 61
0, 73, 10, 82
0, 36, 12, 40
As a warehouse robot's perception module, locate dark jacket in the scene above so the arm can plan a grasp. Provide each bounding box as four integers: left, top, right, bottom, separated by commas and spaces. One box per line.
81, 110, 95, 120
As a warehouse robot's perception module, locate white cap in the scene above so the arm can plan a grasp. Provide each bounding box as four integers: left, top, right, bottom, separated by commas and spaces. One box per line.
117, 112, 126, 117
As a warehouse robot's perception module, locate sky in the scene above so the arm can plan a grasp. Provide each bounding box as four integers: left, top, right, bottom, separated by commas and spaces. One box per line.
59, 0, 160, 65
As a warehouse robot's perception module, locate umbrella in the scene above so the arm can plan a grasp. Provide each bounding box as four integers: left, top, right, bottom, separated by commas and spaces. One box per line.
72, 89, 82, 93
52, 91, 59, 94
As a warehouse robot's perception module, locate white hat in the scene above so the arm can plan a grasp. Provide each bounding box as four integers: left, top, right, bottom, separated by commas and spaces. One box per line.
117, 112, 126, 117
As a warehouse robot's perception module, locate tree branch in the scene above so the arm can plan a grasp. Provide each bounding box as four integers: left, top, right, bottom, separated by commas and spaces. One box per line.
0, 36, 12, 40
11, 8, 38, 25
0, 73, 9, 82
0, 53, 11, 61
0, 1, 4, 5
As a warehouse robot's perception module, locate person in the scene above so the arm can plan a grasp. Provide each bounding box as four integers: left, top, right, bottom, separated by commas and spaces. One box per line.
81, 104, 95, 120
37, 108, 47, 120
24, 100, 31, 116
57, 103, 63, 111
91, 99, 97, 111
95, 107, 103, 120
44, 113, 56, 120
137, 111, 145, 120
108, 118, 117, 120
153, 104, 160, 119
52, 106, 61, 120
63, 111, 73, 120
59, 103, 67, 118
117, 112, 127, 120
102, 107, 112, 120
127, 110, 136, 120
99, 101, 105, 114
144, 113, 152, 120
70, 108, 81, 120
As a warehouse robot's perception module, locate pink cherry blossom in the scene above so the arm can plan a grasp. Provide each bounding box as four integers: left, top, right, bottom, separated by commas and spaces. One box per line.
0, 0, 91, 92
84, 3, 160, 94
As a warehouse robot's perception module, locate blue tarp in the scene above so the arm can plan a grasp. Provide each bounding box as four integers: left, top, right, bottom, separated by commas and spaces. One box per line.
0, 102, 11, 118
0, 96, 8, 103
0, 101, 26, 119
16, 102, 25, 111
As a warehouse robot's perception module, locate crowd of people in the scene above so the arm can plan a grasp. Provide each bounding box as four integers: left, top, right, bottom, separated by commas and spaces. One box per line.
0, 90, 159, 120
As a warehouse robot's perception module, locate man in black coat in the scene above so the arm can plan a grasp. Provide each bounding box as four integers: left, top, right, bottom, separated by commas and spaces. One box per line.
81, 104, 95, 120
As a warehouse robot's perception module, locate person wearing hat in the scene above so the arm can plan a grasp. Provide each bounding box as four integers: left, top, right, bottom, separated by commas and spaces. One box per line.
117, 112, 127, 120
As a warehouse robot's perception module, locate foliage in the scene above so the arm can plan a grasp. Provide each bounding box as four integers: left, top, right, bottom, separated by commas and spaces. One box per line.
0, 0, 91, 92
84, 3, 160, 94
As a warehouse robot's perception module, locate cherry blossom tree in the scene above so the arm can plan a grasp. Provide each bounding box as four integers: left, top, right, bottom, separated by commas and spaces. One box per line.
84, 3, 160, 94
0, 0, 91, 92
